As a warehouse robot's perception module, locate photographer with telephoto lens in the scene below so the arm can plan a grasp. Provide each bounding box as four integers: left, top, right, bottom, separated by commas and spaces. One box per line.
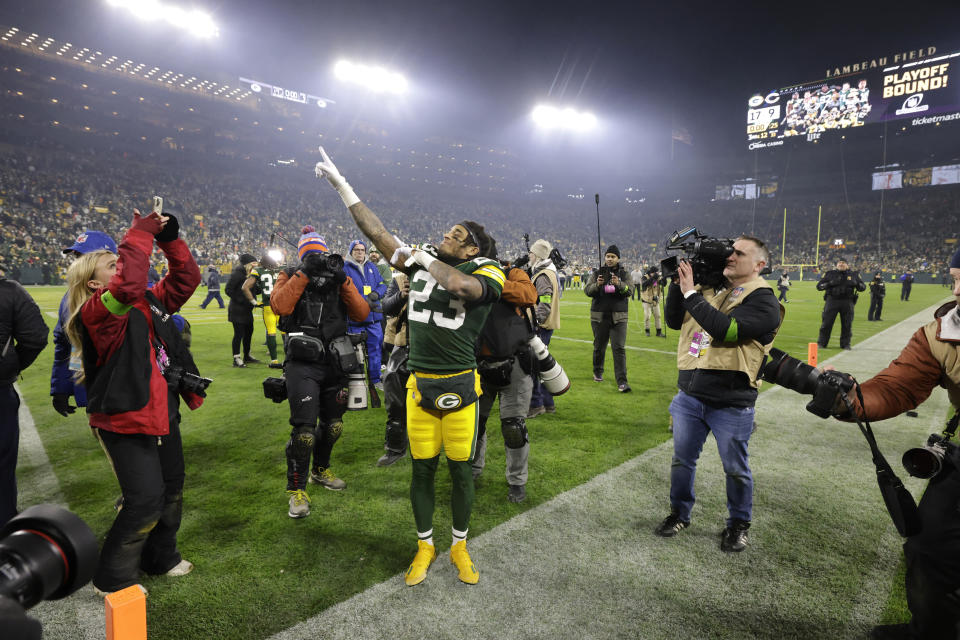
270, 228, 369, 518
824, 249, 960, 640
655, 235, 783, 552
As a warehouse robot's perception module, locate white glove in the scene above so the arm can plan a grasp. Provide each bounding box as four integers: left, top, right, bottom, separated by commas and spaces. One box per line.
390, 235, 412, 266
410, 248, 436, 271
314, 146, 360, 208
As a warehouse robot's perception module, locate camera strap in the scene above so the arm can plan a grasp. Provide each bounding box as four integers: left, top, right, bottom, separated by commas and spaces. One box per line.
845, 385, 922, 537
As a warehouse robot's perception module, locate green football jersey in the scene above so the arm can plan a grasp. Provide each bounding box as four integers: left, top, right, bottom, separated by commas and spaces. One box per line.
251, 267, 279, 304
407, 257, 505, 373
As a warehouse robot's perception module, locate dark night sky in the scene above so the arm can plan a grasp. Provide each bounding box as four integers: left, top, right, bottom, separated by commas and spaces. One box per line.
2, 1, 959, 163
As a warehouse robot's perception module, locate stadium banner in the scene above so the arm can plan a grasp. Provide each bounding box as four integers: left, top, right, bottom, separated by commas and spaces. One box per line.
932, 164, 960, 185
872, 170, 903, 190
747, 49, 960, 147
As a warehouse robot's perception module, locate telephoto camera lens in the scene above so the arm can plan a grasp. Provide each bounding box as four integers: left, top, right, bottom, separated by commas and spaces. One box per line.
902, 436, 948, 479
761, 348, 821, 395
0, 505, 98, 609
528, 335, 570, 395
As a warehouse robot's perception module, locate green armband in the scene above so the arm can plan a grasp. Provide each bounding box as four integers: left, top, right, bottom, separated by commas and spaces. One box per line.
101, 291, 132, 316
539, 294, 553, 304
724, 318, 739, 342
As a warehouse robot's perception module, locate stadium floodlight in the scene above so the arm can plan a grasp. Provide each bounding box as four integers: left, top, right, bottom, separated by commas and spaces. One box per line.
531, 104, 597, 131
333, 60, 408, 95
105, 0, 219, 38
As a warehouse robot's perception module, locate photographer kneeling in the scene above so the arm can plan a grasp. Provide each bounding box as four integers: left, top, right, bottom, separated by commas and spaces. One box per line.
270, 229, 369, 518
655, 235, 783, 552
831, 250, 960, 640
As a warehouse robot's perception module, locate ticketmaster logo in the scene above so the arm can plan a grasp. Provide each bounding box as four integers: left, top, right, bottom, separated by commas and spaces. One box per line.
911, 112, 960, 126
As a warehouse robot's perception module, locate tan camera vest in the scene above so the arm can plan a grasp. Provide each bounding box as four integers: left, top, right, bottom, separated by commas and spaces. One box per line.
531, 266, 561, 330
676, 276, 783, 389
923, 304, 960, 409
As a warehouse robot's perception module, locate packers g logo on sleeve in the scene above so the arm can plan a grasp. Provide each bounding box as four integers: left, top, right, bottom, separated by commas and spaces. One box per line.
435, 393, 463, 410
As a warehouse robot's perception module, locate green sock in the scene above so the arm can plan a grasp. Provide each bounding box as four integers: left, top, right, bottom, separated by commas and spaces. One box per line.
447, 459, 475, 532
266, 334, 278, 360
410, 456, 439, 534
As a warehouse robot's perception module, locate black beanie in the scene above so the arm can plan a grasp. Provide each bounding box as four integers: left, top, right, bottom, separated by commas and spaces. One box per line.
951, 247, 960, 270
605, 245, 620, 259
239, 253, 257, 266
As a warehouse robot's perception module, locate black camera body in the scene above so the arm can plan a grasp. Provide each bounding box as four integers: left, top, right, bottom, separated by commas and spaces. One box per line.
660, 227, 735, 289
302, 252, 345, 292
262, 377, 287, 403
761, 348, 855, 418
164, 365, 212, 397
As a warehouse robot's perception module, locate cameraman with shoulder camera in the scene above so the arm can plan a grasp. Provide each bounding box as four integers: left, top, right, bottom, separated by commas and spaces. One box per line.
270, 229, 369, 518
655, 236, 782, 552
832, 250, 960, 640
640, 264, 664, 338
584, 245, 634, 392
816, 258, 866, 350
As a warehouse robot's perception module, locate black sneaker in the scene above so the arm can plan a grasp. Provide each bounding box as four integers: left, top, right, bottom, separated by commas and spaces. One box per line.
654, 513, 689, 537
244, 356, 262, 364
507, 484, 526, 503
376, 450, 406, 467
720, 519, 750, 552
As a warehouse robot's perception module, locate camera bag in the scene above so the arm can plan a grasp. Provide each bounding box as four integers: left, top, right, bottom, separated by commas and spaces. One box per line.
287, 333, 325, 363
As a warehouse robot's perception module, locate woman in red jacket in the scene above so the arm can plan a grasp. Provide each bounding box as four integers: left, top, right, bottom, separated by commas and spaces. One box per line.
66, 209, 203, 594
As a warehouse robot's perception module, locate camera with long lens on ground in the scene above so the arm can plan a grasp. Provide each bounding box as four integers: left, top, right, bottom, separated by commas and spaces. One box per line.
528, 334, 570, 395
760, 348, 855, 418
659, 227, 735, 289
0, 505, 99, 639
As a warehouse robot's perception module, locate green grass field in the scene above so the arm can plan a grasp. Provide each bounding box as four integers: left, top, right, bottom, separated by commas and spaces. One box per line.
15, 279, 953, 639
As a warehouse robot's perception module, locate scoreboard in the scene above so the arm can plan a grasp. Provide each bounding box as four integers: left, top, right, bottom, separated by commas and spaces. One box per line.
746, 49, 960, 148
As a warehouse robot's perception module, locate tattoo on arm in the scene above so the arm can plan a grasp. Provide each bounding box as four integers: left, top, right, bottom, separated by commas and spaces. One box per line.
347, 202, 400, 265
427, 262, 483, 301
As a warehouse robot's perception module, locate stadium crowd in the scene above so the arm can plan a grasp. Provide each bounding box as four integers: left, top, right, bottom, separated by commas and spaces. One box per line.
1, 142, 958, 283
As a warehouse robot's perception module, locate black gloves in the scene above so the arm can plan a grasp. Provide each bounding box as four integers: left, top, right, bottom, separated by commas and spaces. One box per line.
52, 393, 76, 417
367, 291, 380, 302
155, 213, 180, 243
332, 270, 347, 285
513, 255, 530, 269
302, 253, 326, 278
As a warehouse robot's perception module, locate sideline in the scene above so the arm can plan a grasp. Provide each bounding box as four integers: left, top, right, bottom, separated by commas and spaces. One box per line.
267, 304, 945, 639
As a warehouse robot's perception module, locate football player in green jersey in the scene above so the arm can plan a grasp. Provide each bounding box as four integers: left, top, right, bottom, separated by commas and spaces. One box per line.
315, 146, 504, 586
254, 251, 284, 368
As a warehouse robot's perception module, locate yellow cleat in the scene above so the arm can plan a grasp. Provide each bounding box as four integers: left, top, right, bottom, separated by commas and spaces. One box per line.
449, 540, 479, 584
404, 540, 436, 586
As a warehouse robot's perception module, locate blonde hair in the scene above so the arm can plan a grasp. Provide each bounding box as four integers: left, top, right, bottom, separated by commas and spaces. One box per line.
64, 250, 114, 381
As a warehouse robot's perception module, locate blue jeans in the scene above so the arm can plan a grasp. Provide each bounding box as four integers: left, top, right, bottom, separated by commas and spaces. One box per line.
668, 390, 754, 525
529, 328, 554, 410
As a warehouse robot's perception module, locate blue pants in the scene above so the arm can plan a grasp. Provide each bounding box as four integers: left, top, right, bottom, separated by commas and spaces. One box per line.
0, 384, 20, 528
200, 290, 224, 308
350, 322, 384, 383
529, 328, 554, 410
668, 390, 754, 525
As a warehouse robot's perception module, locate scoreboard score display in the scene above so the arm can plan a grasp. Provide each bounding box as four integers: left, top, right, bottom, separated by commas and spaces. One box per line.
746, 49, 960, 148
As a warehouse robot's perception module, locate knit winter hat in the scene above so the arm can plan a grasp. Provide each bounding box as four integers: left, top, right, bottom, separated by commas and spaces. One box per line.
605, 245, 621, 259
239, 253, 257, 266
348, 239, 366, 255
950, 248, 960, 270
297, 225, 329, 259
529, 239, 553, 261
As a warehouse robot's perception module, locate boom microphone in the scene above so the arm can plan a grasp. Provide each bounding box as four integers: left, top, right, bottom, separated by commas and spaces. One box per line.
595, 193, 599, 205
